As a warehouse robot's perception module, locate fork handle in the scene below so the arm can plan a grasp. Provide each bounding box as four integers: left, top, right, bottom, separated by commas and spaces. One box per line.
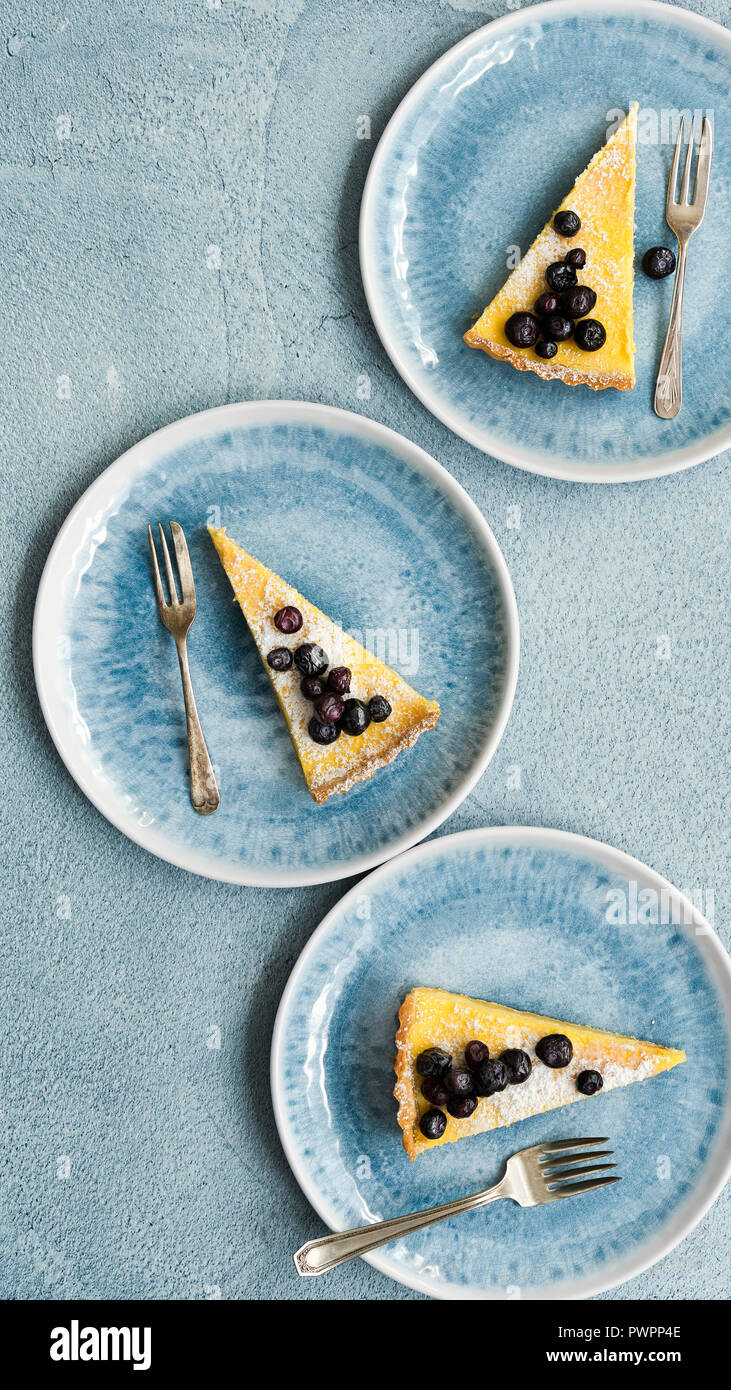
293, 1180, 506, 1276
654, 239, 688, 419
175, 638, 220, 815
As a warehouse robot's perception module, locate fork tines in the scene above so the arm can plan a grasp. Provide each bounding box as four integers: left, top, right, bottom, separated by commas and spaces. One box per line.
538, 1136, 619, 1199
147, 521, 196, 612
667, 114, 713, 212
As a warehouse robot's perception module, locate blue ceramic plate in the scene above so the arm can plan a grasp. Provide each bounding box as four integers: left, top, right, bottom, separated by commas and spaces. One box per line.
33, 403, 518, 887
360, 0, 731, 481
272, 827, 731, 1298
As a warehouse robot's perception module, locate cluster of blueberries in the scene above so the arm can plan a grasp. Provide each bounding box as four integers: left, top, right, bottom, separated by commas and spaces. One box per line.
265, 605, 392, 746
416, 1033, 603, 1140
505, 209, 608, 358
504, 211, 678, 363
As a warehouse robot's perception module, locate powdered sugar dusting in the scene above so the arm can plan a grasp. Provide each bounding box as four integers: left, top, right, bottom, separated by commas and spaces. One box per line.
211, 533, 440, 801
395, 984, 683, 1155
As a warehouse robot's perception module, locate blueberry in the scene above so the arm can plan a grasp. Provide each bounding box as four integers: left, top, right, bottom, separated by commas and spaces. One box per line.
573, 318, 606, 351
535, 339, 558, 359
542, 313, 573, 342
577, 1069, 603, 1095
266, 647, 293, 671
300, 675, 325, 700
565, 247, 586, 268
535, 1033, 573, 1068
505, 311, 541, 348
447, 1094, 478, 1120
294, 643, 328, 677
308, 716, 340, 745
546, 261, 577, 292
368, 695, 392, 722
273, 605, 303, 634
327, 666, 351, 694
464, 1040, 489, 1070
419, 1108, 447, 1140
444, 1066, 475, 1098
315, 692, 345, 725
421, 1076, 450, 1107
415, 1047, 451, 1079
500, 1048, 531, 1084
473, 1058, 509, 1097
642, 246, 676, 279
562, 285, 597, 319
554, 209, 581, 236
534, 291, 560, 317
341, 698, 370, 735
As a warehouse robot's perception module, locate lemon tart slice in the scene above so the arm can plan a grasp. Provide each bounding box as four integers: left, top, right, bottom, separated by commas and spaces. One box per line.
464, 104, 638, 390
395, 986, 684, 1159
208, 527, 440, 803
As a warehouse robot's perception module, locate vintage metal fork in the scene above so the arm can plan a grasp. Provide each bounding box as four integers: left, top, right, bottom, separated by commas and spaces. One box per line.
293, 1136, 619, 1276
654, 115, 713, 419
148, 521, 220, 815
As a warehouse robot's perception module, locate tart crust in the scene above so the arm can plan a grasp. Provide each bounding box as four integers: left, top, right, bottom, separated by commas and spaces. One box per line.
395, 986, 685, 1160
462, 332, 634, 392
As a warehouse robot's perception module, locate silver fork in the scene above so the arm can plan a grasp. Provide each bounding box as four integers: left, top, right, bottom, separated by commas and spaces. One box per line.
148, 522, 220, 815
654, 115, 713, 419
293, 1136, 619, 1276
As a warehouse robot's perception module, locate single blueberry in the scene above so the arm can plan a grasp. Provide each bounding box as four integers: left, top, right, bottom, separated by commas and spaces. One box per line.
266, 647, 293, 671
573, 318, 606, 351
464, 1040, 489, 1070
419, 1108, 447, 1140
368, 695, 392, 722
300, 675, 325, 700
415, 1047, 451, 1079
421, 1076, 450, 1107
546, 261, 578, 293
642, 246, 676, 279
447, 1094, 478, 1120
562, 285, 597, 319
308, 716, 340, 745
505, 311, 541, 348
294, 643, 328, 677
500, 1048, 532, 1084
577, 1069, 603, 1095
534, 291, 560, 317
327, 666, 351, 694
273, 605, 303, 634
314, 692, 345, 725
542, 313, 573, 341
535, 1033, 574, 1068
554, 209, 581, 236
444, 1066, 475, 1098
473, 1058, 509, 1097
341, 698, 370, 735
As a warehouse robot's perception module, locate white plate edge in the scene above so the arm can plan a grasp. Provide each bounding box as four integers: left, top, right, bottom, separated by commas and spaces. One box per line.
359, 0, 731, 484
32, 399, 519, 888
270, 823, 731, 1299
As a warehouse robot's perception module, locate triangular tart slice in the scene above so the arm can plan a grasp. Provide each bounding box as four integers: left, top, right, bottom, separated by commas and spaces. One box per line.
464, 104, 638, 390
208, 527, 440, 803
395, 986, 685, 1159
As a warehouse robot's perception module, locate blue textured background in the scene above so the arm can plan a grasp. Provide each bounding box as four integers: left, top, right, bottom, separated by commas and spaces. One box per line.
1, 0, 729, 1299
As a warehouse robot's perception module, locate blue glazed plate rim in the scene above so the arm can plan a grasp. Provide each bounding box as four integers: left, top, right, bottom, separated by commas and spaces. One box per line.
271, 825, 731, 1299
33, 401, 519, 888
359, 0, 731, 483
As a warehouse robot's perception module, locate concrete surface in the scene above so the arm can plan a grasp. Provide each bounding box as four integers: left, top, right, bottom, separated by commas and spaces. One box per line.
1, 0, 728, 1299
